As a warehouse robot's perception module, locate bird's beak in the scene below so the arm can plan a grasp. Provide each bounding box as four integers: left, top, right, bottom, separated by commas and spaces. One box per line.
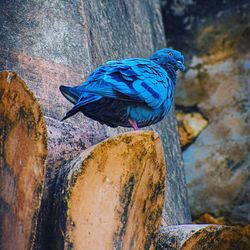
176, 60, 186, 71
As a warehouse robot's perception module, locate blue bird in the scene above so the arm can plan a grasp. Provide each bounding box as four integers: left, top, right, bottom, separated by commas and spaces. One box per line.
60, 48, 185, 130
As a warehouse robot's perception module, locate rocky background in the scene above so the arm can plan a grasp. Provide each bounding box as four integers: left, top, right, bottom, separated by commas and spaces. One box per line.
161, 0, 250, 225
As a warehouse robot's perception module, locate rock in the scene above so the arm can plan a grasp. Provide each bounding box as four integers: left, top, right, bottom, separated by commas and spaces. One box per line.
161, 1, 250, 223
157, 224, 250, 250
193, 213, 250, 244
176, 109, 208, 149
193, 213, 226, 225
0, 72, 47, 250
53, 131, 166, 250
241, 225, 250, 241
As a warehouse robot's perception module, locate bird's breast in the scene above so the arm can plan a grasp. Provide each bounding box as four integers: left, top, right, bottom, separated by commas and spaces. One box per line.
128, 100, 171, 127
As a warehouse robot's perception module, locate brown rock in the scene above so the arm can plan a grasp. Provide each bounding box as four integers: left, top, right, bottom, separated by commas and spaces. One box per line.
53, 131, 166, 250
158, 224, 250, 250
0, 71, 47, 249
241, 224, 250, 240
176, 111, 208, 149
193, 213, 225, 225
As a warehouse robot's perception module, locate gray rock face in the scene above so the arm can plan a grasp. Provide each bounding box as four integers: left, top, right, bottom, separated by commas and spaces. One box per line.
182, 56, 250, 224
0, 0, 191, 245
161, 0, 250, 223
0, 0, 166, 120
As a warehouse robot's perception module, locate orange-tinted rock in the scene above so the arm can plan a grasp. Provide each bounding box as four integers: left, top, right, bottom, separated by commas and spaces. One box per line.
176, 111, 208, 149
53, 131, 166, 250
241, 224, 250, 240
0, 71, 47, 249
193, 213, 226, 225
193, 213, 250, 246
158, 224, 250, 250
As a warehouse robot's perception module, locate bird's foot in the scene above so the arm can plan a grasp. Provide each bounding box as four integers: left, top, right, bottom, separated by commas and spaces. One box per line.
128, 118, 139, 131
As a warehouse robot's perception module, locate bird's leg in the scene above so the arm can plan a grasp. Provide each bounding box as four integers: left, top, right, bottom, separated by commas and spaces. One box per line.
128, 118, 139, 131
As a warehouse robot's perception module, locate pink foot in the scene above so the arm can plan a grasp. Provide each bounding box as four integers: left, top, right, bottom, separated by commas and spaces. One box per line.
128, 118, 139, 131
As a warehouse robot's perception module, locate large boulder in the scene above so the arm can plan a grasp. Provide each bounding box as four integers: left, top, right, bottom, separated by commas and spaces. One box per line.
53, 131, 166, 250
0, 72, 47, 249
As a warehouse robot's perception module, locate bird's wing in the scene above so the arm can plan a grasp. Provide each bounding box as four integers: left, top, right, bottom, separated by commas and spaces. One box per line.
78, 58, 173, 109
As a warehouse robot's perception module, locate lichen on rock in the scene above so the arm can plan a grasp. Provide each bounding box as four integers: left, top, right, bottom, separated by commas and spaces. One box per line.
53, 131, 166, 250
0, 71, 47, 250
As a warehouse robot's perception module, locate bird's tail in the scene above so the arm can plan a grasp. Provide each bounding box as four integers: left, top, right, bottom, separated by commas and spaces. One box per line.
61, 101, 83, 121
59, 85, 80, 104
61, 94, 102, 121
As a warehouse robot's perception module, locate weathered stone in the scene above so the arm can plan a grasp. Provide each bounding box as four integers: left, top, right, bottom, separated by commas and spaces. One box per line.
193, 213, 226, 225
0, 72, 47, 250
176, 110, 208, 149
53, 131, 166, 250
157, 224, 250, 250
161, 0, 250, 224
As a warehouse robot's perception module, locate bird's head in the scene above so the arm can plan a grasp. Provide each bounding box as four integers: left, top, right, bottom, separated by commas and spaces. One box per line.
150, 48, 185, 72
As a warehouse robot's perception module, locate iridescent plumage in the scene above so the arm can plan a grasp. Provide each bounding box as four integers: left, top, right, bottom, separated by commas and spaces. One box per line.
60, 48, 185, 129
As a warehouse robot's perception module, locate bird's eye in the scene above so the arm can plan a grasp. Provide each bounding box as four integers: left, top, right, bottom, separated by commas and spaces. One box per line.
168, 52, 173, 56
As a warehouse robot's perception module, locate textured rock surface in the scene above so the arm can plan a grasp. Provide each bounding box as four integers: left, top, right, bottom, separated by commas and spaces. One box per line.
176, 109, 208, 149
157, 224, 250, 250
0, 72, 47, 250
53, 131, 166, 250
161, 1, 250, 223
0, 0, 191, 234
193, 213, 226, 225
193, 213, 250, 243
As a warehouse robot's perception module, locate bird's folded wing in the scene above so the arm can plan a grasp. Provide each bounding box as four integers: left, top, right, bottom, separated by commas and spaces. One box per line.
79, 59, 173, 109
